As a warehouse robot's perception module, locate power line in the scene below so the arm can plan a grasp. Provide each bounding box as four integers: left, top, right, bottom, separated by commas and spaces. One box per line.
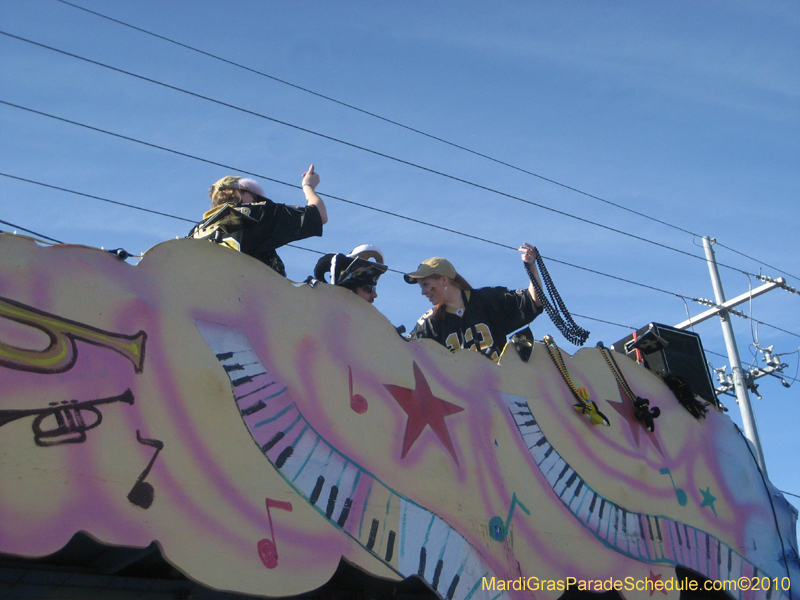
53, 0, 697, 236
0, 156, 686, 301
0, 107, 510, 251
0, 173, 196, 224
571, 314, 636, 331
715, 241, 799, 282
0, 211, 632, 336
1, 34, 795, 335
1, 30, 763, 278
4, 98, 798, 337
52, 0, 799, 284
5, 169, 797, 340
748, 319, 800, 340
8, 89, 800, 350
0, 218, 64, 243
705, 348, 730, 361
10, 102, 697, 300
7, 163, 800, 344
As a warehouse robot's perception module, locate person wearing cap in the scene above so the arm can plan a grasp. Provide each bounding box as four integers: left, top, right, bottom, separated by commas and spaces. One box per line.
404, 243, 544, 361
188, 165, 328, 277
311, 245, 387, 304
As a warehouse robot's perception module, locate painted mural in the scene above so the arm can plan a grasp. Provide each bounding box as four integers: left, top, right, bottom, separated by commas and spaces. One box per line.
0, 232, 797, 600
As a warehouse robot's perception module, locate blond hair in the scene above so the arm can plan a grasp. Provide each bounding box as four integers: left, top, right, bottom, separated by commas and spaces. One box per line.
209, 186, 243, 207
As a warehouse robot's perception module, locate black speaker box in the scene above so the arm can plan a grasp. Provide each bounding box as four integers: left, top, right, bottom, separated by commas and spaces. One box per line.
610, 323, 719, 409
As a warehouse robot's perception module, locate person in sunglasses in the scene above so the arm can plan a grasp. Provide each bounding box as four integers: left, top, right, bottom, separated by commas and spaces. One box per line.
188, 165, 328, 277
311, 245, 387, 304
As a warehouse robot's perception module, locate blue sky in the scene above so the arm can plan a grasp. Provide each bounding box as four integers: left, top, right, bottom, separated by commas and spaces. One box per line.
2, 0, 799, 517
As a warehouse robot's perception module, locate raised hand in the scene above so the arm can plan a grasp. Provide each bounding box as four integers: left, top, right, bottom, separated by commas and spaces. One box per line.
518, 243, 539, 264
302, 164, 320, 190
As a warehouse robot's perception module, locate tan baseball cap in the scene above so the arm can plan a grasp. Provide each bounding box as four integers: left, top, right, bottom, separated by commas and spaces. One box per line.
403, 257, 457, 283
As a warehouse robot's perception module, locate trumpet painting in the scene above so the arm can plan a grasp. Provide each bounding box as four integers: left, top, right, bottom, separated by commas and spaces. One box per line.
0, 233, 797, 599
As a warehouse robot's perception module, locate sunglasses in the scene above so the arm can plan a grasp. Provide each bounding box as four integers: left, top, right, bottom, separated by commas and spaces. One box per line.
359, 284, 376, 294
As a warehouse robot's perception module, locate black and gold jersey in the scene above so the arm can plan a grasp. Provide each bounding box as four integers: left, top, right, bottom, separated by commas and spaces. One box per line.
188, 201, 323, 276
406, 287, 542, 361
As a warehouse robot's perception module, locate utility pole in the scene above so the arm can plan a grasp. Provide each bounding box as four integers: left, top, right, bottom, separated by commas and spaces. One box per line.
680, 237, 769, 474
673, 239, 796, 473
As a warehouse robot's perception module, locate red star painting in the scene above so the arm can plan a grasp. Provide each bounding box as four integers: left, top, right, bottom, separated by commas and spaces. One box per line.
647, 570, 668, 596
605, 382, 665, 457
384, 362, 464, 465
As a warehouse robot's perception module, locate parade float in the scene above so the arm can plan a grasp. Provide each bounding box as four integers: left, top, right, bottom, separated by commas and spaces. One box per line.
1, 232, 797, 599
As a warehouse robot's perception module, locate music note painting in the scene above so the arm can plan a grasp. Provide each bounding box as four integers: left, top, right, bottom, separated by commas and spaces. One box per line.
258, 497, 293, 569
128, 430, 164, 510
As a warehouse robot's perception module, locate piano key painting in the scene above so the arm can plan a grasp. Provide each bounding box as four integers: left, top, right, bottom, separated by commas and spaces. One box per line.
0, 233, 798, 599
